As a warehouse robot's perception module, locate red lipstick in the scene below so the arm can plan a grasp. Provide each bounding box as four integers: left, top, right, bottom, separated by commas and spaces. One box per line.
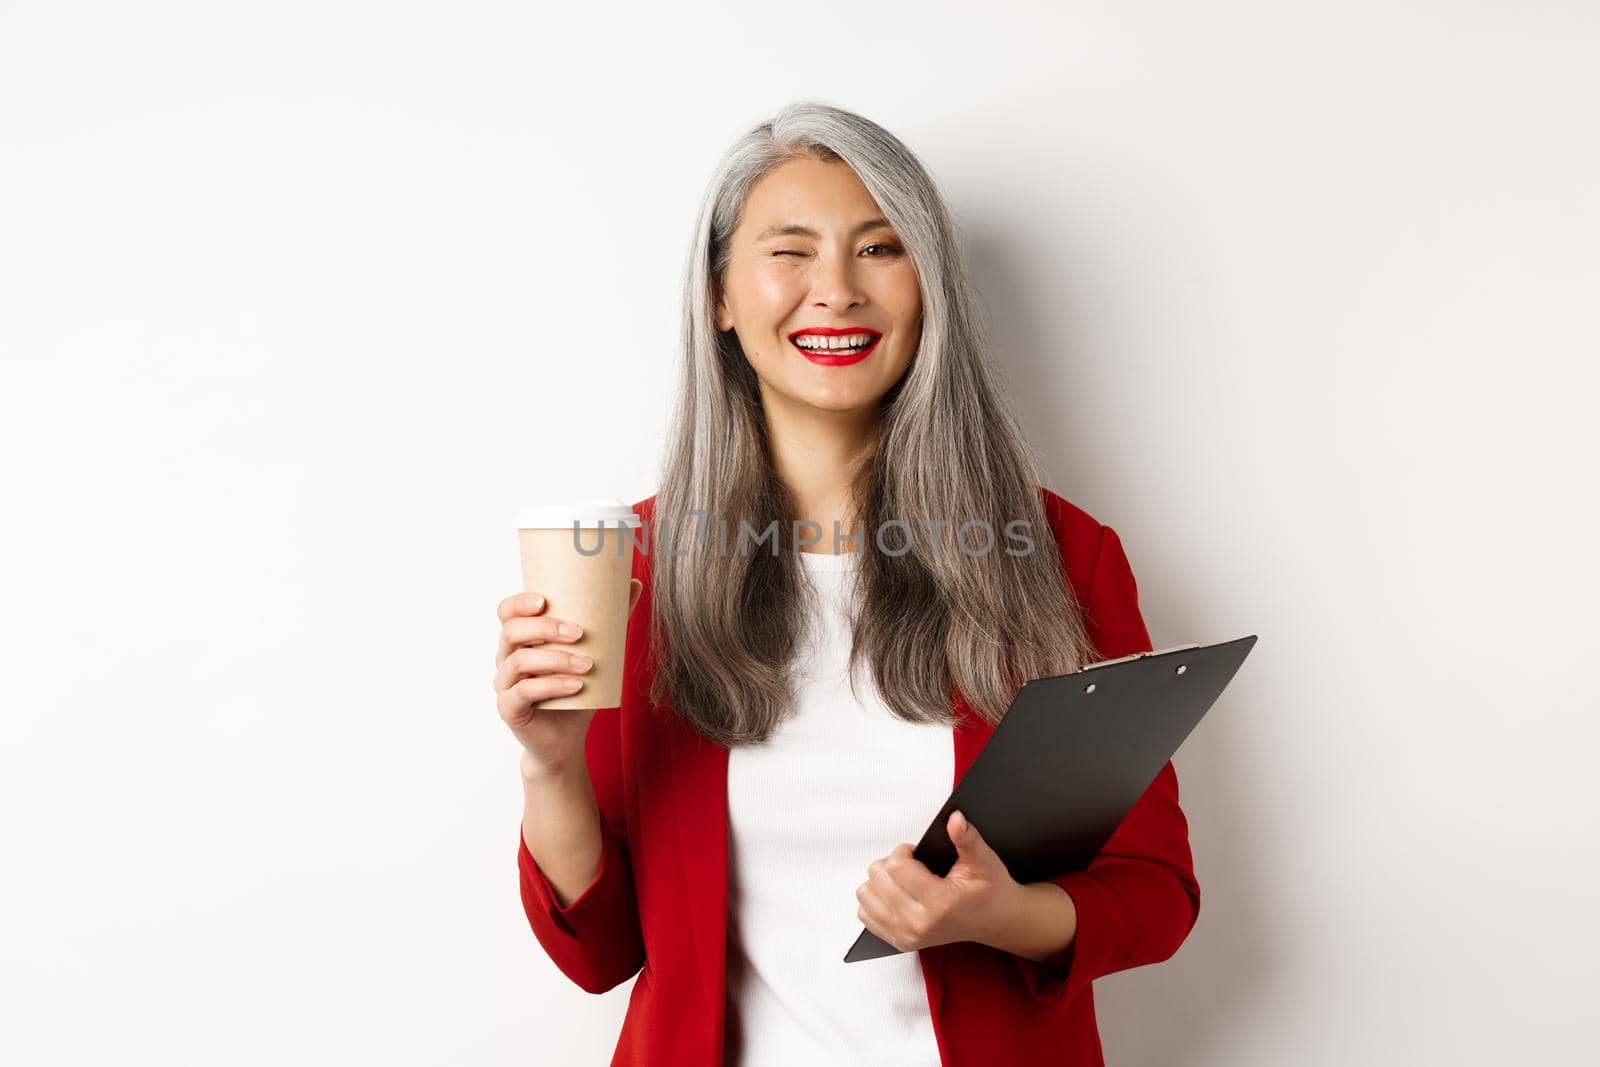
786, 326, 884, 367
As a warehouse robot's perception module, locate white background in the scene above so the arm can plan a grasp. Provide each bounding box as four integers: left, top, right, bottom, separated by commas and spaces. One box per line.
3, 2, 1597, 1064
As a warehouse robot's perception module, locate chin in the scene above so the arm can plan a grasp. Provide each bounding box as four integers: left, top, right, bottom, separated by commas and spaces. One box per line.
796, 386, 884, 413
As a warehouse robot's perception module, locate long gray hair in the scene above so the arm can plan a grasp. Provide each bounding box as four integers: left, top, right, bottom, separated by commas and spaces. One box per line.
648, 100, 1098, 747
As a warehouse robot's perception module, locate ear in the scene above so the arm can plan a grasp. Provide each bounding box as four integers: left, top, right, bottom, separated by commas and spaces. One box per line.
713, 277, 732, 332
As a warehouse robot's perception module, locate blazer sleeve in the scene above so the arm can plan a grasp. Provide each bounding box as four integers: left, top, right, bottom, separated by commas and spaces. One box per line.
516, 701, 646, 994
1011, 523, 1203, 1005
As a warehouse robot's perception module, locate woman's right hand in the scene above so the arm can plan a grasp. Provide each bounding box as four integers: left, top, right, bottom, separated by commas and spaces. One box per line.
493, 581, 644, 777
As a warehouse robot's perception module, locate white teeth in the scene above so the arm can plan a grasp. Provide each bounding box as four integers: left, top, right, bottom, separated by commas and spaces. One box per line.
794, 333, 874, 349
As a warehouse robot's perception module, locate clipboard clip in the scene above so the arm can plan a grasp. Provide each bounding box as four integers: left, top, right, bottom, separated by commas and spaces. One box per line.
1079, 642, 1203, 672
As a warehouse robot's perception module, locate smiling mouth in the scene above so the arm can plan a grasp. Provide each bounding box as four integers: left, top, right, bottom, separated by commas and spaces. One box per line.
787, 330, 883, 363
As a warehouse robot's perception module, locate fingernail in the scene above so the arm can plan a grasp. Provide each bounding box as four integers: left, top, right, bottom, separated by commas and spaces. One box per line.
560, 622, 582, 639
530, 595, 544, 609
564, 678, 583, 691
571, 654, 594, 671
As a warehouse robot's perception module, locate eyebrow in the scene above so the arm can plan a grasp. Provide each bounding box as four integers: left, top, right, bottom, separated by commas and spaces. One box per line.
753, 217, 895, 243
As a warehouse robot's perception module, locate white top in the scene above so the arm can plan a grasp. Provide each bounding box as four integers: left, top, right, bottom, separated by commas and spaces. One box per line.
724, 549, 953, 1066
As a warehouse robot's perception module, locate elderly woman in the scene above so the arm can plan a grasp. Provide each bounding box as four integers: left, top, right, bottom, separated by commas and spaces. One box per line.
493, 101, 1199, 1066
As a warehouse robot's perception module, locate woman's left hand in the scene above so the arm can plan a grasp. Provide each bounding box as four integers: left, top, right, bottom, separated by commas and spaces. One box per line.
855, 810, 1020, 953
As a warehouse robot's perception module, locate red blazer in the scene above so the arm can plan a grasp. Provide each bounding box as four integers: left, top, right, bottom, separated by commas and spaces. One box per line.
517, 486, 1201, 1065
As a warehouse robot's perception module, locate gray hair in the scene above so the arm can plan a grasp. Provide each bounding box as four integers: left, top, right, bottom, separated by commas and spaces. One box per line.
649, 99, 1098, 747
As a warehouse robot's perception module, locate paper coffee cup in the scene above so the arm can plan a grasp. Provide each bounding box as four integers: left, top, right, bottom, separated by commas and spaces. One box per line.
515, 498, 642, 710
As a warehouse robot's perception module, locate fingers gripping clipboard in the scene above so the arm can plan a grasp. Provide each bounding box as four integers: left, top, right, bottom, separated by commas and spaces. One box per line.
843, 635, 1257, 963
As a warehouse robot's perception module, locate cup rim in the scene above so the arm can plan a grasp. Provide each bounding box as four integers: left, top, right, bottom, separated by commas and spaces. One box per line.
516, 498, 643, 529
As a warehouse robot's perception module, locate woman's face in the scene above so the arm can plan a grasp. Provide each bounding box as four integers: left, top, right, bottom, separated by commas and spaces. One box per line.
716, 156, 923, 418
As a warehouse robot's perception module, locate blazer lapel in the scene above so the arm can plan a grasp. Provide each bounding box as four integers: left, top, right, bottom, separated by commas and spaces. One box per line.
664, 705, 731, 1026
949, 688, 998, 784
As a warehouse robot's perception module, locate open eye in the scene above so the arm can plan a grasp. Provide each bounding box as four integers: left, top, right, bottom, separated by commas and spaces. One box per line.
863, 242, 902, 257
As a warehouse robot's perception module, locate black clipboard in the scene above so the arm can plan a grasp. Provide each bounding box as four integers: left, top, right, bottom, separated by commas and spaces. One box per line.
843, 634, 1257, 963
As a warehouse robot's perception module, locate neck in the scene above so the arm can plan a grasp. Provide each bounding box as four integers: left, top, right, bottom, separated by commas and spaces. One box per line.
759, 391, 880, 552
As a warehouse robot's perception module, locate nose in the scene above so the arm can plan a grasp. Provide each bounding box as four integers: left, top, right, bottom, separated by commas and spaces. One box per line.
809, 248, 865, 311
